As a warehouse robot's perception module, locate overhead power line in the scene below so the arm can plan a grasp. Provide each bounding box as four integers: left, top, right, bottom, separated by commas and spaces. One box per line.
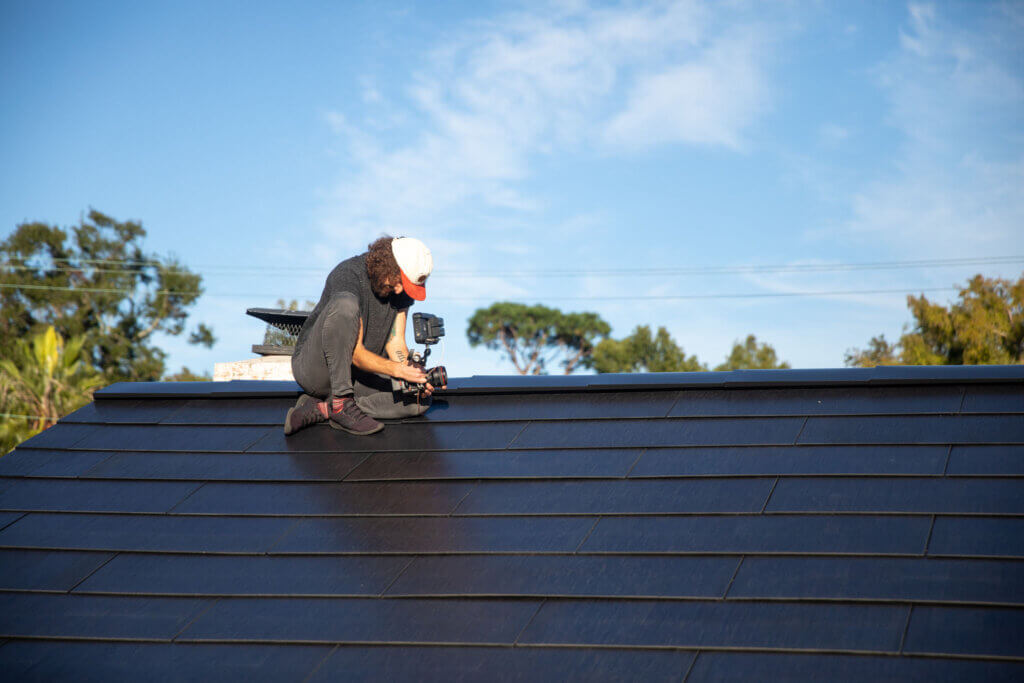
432, 287, 961, 301
0, 282, 958, 301
3, 255, 1022, 278
1, 283, 201, 296
441, 256, 1024, 277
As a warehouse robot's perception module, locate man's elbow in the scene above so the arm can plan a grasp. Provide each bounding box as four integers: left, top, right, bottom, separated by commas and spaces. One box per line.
351, 345, 372, 369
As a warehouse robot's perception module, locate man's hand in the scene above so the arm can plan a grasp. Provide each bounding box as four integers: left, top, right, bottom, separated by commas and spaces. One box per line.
393, 361, 427, 385
421, 379, 448, 398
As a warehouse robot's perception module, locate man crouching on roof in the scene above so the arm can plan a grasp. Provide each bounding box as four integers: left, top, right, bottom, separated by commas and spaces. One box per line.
283, 236, 444, 436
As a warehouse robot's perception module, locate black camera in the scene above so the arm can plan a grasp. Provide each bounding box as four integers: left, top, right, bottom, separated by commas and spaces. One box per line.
394, 312, 448, 397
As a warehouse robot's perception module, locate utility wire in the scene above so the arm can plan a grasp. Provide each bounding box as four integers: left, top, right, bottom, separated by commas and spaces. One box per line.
0, 282, 959, 301
433, 287, 961, 301
0, 283, 201, 296
3, 255, 1022, 278
442, 256, 1024, 277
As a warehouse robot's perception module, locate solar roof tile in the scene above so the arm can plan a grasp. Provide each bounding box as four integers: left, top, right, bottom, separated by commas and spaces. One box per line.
581, 514, 932, 554
518, 599, 908, 651
159, 398, 296, 424
766, 477, 1024, 514
0, 592, 211, 640
248, 421, 525, 452
728, 556, 1024, 605
15, 424, 98, 450
946, 445, 1024, 475
77, 553, 411, 596
0, 449, 113, 478
455, 479, 774, 514
81, 451, 369, 481
385, 555, 740, 598
798, 415, 1024, 445
0, 513, 298, 553
961, 385, 1024, 413
309, 645, 694, 682
687, 652, 1024, 683
511, 417, 805, 449
344, 448, 641, 480
69, 424, 270, 452
0, 513, 23, 533
629, 445, 948, 477
270, 516, 595, 553
423, 391, 679, 421
179, 596, 542, 644
170, 481, 475, 515
96, 380, 301, 398
904, 605, 1024, 658
0, 479, 201, 514
61, 399, 185, 424
0, 549, 114, 591
928, 517, 1024, 558
0, 641, 334, 683
667, 386, 964, 417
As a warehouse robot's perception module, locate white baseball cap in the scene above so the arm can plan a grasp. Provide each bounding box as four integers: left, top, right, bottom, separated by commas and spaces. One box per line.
391, 237, 433, 300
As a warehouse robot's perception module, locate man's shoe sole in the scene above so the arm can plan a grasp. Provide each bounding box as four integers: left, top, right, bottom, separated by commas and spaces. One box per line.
328, 420, 384, 436
283, 395, 318, 436
283, 406, 302, 435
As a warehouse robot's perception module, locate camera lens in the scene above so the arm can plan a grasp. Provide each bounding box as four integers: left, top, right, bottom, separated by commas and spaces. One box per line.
425, 365, 447, 388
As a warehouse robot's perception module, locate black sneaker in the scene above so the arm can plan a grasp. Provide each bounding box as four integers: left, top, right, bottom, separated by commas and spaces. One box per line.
328, 397, 384, 435
283, 394, 326, 436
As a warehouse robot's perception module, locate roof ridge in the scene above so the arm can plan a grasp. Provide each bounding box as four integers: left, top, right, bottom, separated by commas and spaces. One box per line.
94, 366, 1024, 400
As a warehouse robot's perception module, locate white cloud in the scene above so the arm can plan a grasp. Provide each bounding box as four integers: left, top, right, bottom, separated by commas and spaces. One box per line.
317, 1, 781, 254
604, 28, 772, 149
841, 3, 1024, 258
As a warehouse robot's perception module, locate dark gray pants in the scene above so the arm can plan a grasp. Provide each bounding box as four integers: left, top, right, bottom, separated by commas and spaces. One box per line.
291, 293, 429, 419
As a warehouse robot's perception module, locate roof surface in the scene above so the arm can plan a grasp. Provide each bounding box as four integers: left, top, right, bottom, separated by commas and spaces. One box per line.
1, 367, 1023, 680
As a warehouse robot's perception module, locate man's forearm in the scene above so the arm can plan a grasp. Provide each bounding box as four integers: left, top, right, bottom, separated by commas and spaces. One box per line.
352, 344, 400, 377
387, 345, 410, 364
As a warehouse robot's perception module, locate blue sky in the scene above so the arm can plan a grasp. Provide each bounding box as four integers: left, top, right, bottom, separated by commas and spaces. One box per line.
2, 0, 1022, 376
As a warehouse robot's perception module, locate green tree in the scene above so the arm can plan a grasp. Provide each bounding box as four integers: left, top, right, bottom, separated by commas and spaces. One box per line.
163, 367, 212, 381
0, 326, 103, 454
844, 335, 899, 367
467, 302, 611, 374
592, 325, 706, 373
714, 334, 791, 371
846, 274, 1024, 367
0, 209, 214, 381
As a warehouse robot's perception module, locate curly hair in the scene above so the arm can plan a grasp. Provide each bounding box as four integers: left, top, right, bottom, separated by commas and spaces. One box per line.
365, 236, 401, 298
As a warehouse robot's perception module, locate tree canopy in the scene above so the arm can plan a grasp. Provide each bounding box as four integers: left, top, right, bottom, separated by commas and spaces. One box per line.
0, 326, 102, 454
845, 274, 1024, 367
592, 325, 706, 373
1, 209, 214, 382
466, 302, 611, 375
469, 303, 790, 375
714, 334, 791, 371
592, 326, 788, 373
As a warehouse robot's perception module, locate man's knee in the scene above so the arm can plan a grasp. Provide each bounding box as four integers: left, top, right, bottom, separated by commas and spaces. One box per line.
404, 397, 432, 417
